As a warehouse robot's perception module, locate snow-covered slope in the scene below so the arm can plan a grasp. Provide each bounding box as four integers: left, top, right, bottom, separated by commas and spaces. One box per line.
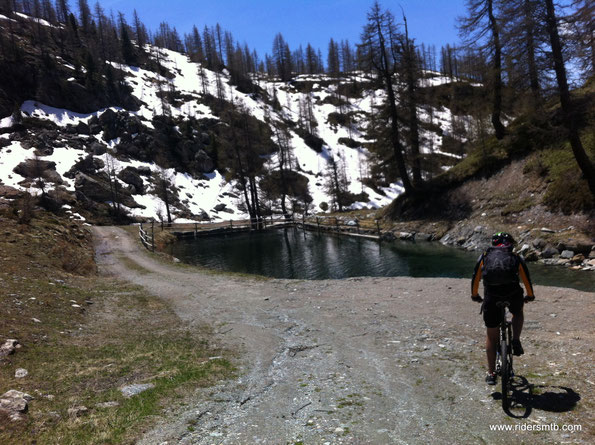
0, 45, 467, 223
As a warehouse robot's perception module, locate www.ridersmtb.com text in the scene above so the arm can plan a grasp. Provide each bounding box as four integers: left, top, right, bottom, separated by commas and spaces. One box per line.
490, 423, 582, 433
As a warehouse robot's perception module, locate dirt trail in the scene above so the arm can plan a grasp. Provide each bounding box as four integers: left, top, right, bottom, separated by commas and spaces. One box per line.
92, 226, 594, 444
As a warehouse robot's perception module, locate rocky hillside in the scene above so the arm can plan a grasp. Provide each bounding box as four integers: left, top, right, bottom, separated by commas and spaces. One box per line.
0, 12, 471, 224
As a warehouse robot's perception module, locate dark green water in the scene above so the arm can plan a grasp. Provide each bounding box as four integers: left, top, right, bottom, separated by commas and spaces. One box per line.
167, 228, 594, 292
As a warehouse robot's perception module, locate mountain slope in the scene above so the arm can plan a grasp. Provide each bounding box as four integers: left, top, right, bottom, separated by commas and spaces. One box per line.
0, 12, 470, 223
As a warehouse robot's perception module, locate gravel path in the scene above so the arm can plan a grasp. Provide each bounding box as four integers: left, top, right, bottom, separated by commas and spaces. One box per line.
93, 226, 594, 444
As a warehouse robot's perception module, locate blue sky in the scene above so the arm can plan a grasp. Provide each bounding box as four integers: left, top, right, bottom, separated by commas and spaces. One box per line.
99, 0, 467, 56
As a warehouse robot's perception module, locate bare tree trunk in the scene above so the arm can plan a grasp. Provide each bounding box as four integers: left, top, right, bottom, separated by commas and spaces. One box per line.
545, 0, 595, 195
523, 0, 541, 105
487, 0, 506, 139
376, 20, 414, 194
402, 14, 422, 187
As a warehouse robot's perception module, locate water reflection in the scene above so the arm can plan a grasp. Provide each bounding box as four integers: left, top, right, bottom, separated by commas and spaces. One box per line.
167, 228, 594, 291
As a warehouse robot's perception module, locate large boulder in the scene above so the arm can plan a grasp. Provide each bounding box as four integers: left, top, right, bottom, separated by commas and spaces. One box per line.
65, 155, 104, 178
194, 149, 214, 173
74, 172, 142, 208
0, 186, 21, 200
87, 142, 107, 156
117, 167, 145, 195
13, 158, 63, 185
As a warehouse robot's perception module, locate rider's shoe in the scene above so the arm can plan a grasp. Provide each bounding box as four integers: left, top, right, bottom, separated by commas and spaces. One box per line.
485, 372, 497, 385
511, 339, 524, 356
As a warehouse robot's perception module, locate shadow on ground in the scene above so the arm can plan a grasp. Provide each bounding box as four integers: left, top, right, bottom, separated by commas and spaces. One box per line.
491, 375, 581, 418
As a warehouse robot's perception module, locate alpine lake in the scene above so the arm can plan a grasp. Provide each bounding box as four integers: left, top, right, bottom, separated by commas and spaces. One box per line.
166, 228, 594, 292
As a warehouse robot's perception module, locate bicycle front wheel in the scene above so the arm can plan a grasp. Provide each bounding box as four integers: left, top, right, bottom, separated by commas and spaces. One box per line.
501, 338, 510, 409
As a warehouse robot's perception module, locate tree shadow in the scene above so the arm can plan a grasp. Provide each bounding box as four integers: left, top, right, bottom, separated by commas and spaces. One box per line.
491, 375, 581, 418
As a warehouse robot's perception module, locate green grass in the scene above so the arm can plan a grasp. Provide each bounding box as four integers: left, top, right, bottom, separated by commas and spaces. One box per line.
523, 134, 595, 213
0, 214, 234, 444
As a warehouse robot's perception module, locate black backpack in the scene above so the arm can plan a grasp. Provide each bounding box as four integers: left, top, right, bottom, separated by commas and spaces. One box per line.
482, 246, 519, 285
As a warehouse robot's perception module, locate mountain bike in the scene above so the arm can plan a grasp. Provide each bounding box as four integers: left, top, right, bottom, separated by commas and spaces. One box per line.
495, 300, 514, 410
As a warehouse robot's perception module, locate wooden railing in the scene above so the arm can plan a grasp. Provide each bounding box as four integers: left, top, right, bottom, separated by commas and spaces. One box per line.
138, 214, 384, 251
139, 222, 155, 252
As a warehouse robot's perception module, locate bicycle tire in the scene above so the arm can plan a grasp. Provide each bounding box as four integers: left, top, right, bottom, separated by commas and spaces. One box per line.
501, 335, 510, 409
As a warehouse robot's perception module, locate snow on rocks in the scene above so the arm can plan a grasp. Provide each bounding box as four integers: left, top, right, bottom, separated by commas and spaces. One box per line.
0, 42, 470, 221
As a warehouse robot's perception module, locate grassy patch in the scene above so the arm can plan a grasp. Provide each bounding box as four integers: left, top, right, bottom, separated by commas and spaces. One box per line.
0, 213, 233, 444
523, 134, 595, 213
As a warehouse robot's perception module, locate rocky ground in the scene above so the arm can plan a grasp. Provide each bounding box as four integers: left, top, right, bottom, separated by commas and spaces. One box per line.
93, 226, 594, 444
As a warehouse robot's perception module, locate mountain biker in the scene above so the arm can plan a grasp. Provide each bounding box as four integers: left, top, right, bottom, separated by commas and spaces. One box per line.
471, 232, 535, 385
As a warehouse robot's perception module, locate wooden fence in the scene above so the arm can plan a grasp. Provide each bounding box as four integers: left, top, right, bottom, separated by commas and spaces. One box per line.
139, 221, 155, 252
138, 215, 385, 251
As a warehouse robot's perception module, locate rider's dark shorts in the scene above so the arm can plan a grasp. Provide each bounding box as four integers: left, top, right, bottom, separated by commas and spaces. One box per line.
482, 284, 524, 328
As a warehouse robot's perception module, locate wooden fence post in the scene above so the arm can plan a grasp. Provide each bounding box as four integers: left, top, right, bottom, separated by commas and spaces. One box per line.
194, 222, 197, 238
376, 219, 381, 235
151, 221, 155, 252
335, 217, 340, 232
356, 220, 360, 234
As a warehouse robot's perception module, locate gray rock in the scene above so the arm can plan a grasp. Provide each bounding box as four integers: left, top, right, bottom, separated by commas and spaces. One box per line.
89, 142, 107, 156
194, 149, 215, 173
14, 368, 28, 378
118, 167, 145, 195
0, 390, 33, 421
13, 159, 59, 182
399, 232, 414, 241
68, 405, 89, 418
136, 166, 152, 176
474, 225, 484, 233
560, 250, 574, 259
0, 339, 19, 357
531, 238, 546, 249
415, 232, 433, 242
541, 246, 559, 259
380, 232, 396, 241
76, 121, 90, 135
120, 383, 155, 398
540, 227, 555, 233
213, 203, 227, 212
519, 244, 530, 254
96, 401, 119, 409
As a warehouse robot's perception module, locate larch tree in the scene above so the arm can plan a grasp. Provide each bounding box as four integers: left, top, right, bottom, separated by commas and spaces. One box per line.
359, 1, 414, 194
544, 0, 595, 195
327, 38, 340, 76
500, 0, 546, 110
399, 11, 423, 187
458, 0, 506, 139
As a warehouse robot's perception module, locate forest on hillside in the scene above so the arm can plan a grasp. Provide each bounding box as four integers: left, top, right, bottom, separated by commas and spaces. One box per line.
0, 0, 593, 223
